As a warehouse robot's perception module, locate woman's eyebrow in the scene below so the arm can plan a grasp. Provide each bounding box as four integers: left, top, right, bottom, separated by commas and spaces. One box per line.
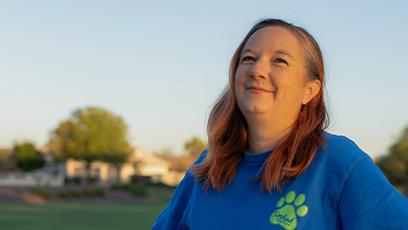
275, 50, 294, 60
241, 48, 255, 55
241, 48, 294, 60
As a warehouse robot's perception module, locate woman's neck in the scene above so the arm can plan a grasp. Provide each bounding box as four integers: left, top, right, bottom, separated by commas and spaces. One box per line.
246, 115, 295, 154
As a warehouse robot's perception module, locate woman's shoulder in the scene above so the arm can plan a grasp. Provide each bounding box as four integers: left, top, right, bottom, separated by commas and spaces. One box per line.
316, 131, 376, 182
321, 131, 372, 165
192, 149, 209, 166
183, 149, 209, 183
321, 131, 408, 228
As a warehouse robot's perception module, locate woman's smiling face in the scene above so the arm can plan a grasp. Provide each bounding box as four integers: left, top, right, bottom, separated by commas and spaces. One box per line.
234, 26, 313, 120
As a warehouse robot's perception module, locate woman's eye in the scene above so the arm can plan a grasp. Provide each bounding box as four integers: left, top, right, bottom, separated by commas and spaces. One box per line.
241, 56, 254, 62
275, 58, 288, 65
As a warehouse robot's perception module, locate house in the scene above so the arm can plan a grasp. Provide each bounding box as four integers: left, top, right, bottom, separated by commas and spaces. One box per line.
65, 147, 185, 186
0, 146, 64, 187
0, 146, 185, 187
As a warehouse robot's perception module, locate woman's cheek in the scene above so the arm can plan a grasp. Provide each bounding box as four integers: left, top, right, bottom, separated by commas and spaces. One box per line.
235, 70, 245, 83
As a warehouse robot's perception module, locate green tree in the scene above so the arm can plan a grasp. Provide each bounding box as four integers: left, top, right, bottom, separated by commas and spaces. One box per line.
376, 126, 408, 195
48, 106, 131, 184
184, 136, 206, 158
12, 142, 45, 172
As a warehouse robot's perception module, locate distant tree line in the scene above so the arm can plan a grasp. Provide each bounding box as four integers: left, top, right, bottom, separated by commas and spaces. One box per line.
0, 106, 208, 185
5, 105, 405, 196
376, 126, 408, 195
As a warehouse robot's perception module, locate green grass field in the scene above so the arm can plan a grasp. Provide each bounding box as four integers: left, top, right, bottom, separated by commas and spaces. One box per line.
0, 185, 175, 230
0, 201, 167, 230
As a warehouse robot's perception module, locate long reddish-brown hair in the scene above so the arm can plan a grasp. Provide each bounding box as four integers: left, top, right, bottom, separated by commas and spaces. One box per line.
191, 18, 330, 194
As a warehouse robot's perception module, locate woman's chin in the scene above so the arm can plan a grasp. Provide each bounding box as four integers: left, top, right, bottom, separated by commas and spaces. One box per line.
243, 105, 269, 114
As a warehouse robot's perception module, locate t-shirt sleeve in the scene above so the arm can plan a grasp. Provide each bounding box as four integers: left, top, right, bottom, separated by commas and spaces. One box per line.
339, 156, 408, 229
152, 170, 193, 230
152, 149, 208, 229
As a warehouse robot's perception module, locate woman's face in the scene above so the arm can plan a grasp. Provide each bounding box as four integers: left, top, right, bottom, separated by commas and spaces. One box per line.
234, 26, 319, 120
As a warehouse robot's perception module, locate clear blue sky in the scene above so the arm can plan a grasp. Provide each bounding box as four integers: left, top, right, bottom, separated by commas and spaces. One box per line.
1, 1, 407, 157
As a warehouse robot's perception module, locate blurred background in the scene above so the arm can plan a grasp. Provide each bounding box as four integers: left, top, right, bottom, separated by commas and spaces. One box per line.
0, 1, 407, 229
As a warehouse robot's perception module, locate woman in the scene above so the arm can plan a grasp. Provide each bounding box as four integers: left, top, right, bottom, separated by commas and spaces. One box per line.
153, 18, 408, 229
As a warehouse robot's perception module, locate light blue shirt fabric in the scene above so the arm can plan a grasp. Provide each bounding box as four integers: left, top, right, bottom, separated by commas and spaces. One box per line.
152, 131, 408, 229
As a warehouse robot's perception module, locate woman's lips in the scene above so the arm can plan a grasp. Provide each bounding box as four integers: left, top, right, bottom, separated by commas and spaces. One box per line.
246, 86, 274, 94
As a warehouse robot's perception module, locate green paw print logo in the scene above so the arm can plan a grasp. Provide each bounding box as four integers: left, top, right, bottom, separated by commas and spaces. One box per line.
269, 190, 308, 230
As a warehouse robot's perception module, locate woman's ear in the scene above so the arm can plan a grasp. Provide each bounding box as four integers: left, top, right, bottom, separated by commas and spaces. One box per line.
302, 79, 321, 105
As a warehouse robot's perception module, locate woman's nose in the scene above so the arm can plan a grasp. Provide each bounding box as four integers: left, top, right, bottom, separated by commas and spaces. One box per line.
248, 60, 268, 80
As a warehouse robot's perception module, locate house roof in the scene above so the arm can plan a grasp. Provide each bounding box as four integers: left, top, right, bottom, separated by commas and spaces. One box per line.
0, 147, 12, 154
130, 147, 171, 167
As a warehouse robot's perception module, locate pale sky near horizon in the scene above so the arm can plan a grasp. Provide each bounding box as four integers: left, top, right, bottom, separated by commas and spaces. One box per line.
1, 1, 407, 157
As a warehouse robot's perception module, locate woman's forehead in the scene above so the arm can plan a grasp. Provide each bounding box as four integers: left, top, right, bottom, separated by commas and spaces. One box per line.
243, 26, 302, 57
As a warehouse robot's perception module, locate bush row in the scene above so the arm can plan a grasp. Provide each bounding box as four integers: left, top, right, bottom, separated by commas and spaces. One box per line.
30, 184, 147, 199
110, 183, 147, 197
57, 188, 105, 198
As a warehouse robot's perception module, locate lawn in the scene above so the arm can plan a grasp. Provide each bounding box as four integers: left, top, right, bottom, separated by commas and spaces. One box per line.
0, 185, 175, 230
0, 201, 168, 230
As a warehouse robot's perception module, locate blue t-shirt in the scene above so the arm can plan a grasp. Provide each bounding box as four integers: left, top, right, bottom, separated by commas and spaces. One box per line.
152, 131, 408, 229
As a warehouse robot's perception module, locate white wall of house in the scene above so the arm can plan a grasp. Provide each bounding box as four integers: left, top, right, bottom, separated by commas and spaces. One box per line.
120, 163, 135, 183
160, 171, 185, 186
64, 148, 182, 186
0, 171, 63, 187
0, 147, 189, 187
65, 159, 117, 183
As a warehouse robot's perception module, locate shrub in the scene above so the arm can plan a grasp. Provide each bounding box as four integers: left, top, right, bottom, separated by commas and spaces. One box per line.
57, 188, 105, 199
129, 184, 147, 197
110, 183, 121, 190
81, 188, 105, 197
31, 188, 50, 199
110, 183, 131, 191
57, 190, 81, 199
110, 183, 147, 197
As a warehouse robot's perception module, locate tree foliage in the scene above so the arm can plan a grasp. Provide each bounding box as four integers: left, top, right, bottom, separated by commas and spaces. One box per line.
376, 126, 408, 193
184, 136, 206, 158
12, 142, 45, 172
48, 106, 131, 182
